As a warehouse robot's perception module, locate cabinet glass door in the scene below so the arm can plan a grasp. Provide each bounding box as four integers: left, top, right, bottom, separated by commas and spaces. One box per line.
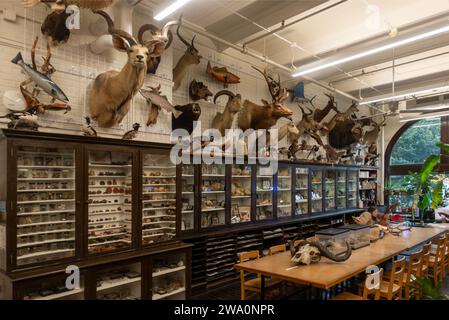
277, 166, 292, 218
87, 151, 133, 254
348, 171, 358, 208
325, 170, 336, 211
180, 165, 195, 231
16, 145, 76, 266
311, 169, 323, 213
152, 252, 186, 300
230, 165, 252, 224
142, 153, 176, 245
295, 168, 309, 216
201, 164, 226, 228
256, 165, 274, 220
21, 274, 85, 300
95, 262, 141, 300
337, 170, 347, 209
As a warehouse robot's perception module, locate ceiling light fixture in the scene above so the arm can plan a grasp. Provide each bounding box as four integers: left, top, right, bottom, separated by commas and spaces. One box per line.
399, 110, 449, 123
154, 0, 192, 21
292, 24, 449, 77
359, 85, 449, 105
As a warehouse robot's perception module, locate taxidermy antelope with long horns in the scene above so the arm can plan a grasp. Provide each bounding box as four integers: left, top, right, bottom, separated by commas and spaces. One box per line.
88, 10, 171, 128
173, 24, 202, 91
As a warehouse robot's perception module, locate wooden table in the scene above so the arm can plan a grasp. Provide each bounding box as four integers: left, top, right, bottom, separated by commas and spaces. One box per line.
234, 227, 446, 298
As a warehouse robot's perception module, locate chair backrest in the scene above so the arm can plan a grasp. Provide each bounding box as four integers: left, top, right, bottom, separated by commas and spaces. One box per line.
238, 250, 260, 281
387, 257, 406, 297
406, 249, 423, 283
421, 242, 431, 275
363, 268, 383, 300
269, 244, 286, 256
434, 236, 447, 265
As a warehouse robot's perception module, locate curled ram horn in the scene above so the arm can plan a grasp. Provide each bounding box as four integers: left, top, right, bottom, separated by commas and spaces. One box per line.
289, 239, 352, 265
213, 90, 235, 104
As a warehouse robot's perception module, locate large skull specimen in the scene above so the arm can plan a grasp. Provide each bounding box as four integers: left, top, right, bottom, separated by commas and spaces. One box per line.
289, 239, 352, 265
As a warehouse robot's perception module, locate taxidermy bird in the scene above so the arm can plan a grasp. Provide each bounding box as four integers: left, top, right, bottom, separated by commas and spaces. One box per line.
80, 116, 97, 137
122, 123, 141, 140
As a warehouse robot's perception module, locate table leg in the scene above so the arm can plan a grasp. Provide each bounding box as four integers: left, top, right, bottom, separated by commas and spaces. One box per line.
260, 275, 265, 300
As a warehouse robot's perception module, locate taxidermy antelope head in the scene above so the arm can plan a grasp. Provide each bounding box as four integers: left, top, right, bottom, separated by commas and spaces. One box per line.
88, 10, 157, 128
173, 24, 202, 91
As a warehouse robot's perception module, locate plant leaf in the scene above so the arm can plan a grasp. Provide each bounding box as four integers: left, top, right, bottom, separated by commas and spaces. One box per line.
420, 154, 440, 184
436, 141, 449, 153
431, 180, 444, 209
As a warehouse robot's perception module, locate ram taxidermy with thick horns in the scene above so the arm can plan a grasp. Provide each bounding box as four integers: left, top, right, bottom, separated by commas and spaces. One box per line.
88, 10, 169, 128
289, 239, 352, 265
211, 90, 242, 136
173, 24, 202, 91
189, 79, 212, 101
137, 21, 173, 74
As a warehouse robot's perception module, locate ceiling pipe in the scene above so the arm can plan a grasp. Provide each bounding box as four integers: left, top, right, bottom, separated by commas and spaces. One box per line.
180, 19, 363, 103
243, 0, 347, 46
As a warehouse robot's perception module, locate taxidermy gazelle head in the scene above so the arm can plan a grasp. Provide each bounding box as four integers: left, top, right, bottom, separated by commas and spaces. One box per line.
173, 24, 202, 91
88, 10, 172, 128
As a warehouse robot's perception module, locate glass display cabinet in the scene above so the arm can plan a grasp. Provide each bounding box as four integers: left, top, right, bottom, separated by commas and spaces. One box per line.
336, 170, 347, 209
348, 170, 358, 208
15, 144, 78, 267
151, 251, 187, 300
142, 153, 176, 245
277, 166, 292, 218
94, 262, 141, 300
18, 273, 85, 300
87, 149, 133, 254
294, 168, 309, 216
179, 164, 195, 232
200, 164, 226, 228
311, 169, 323, 213
325, 170, 336, 211
256, 165, 274, 221
230, 165, 252, 224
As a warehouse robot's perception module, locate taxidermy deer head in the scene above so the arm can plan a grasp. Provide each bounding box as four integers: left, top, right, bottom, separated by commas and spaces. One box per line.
173, 24, 202, 91
88, 10, 160, 128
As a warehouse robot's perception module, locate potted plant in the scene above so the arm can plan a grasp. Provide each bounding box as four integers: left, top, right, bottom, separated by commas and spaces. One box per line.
402, 142, 449, 225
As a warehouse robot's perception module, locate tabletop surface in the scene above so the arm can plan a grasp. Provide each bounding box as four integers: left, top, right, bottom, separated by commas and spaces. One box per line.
234, 227, 446, 289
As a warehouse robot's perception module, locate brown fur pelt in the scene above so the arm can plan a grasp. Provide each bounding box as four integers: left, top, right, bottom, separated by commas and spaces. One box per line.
41, 11, 71, 46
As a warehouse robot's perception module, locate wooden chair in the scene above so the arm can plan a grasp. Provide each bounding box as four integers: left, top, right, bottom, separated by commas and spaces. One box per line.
421, 242, 431, 278
379, 257, 406, 300
444, 233, 449, 275
428, 236, 447, 286
402, 249, 423, 300
268, 244, 286, 256
238, 251, 282, 300
332, 268, 383, 300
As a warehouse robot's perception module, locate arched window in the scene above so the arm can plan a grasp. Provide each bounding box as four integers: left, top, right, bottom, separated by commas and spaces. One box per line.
385, 116, 449, 213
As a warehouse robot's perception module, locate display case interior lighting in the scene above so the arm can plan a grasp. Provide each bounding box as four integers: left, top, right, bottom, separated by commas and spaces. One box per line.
154, 0, 192, 21
292, 24, 449, 78
359, 85, 449, 106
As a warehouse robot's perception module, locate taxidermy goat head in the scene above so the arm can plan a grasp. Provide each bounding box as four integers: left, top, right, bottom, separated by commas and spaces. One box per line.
211, 90, 242, 136
88, 10, 156, 128
189, 79, 212, 101
173, 24, 202, 91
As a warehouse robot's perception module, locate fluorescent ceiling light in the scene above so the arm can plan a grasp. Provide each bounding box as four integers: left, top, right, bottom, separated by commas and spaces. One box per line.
359, 85, 449, 105
154, 0, 192, 21
399, 110, 449, 123
292, 24, 449, 77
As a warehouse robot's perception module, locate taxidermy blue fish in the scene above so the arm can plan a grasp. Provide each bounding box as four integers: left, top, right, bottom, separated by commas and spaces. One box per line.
288, 81, 316, 106
11, 52, 69, 102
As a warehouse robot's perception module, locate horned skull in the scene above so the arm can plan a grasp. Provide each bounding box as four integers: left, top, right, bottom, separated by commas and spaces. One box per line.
291, 243, 321, 265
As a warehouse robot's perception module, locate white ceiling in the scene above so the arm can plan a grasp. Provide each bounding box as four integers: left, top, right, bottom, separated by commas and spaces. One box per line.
146, 0, 449, 101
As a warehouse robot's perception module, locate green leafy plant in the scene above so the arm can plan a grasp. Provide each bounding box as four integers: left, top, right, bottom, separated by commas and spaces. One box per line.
401, 141, 449, 222
411, 276, 448, 300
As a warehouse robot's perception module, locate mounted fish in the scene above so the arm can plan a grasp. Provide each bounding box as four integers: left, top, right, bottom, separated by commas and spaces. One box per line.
88, 10, 171, 128
140, 85, 182, 126
207, 61, 240, 88
137, 21, 174, 74
189, 79, 212, 101
173, 24, 202, 91
11, 37, 70, 115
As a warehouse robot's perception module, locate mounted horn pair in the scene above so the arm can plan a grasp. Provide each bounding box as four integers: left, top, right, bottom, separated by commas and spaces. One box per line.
298, 104, 313, 116
214, 90, 235, 104
252, 66, 281, 103
177, 23, 198, 52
